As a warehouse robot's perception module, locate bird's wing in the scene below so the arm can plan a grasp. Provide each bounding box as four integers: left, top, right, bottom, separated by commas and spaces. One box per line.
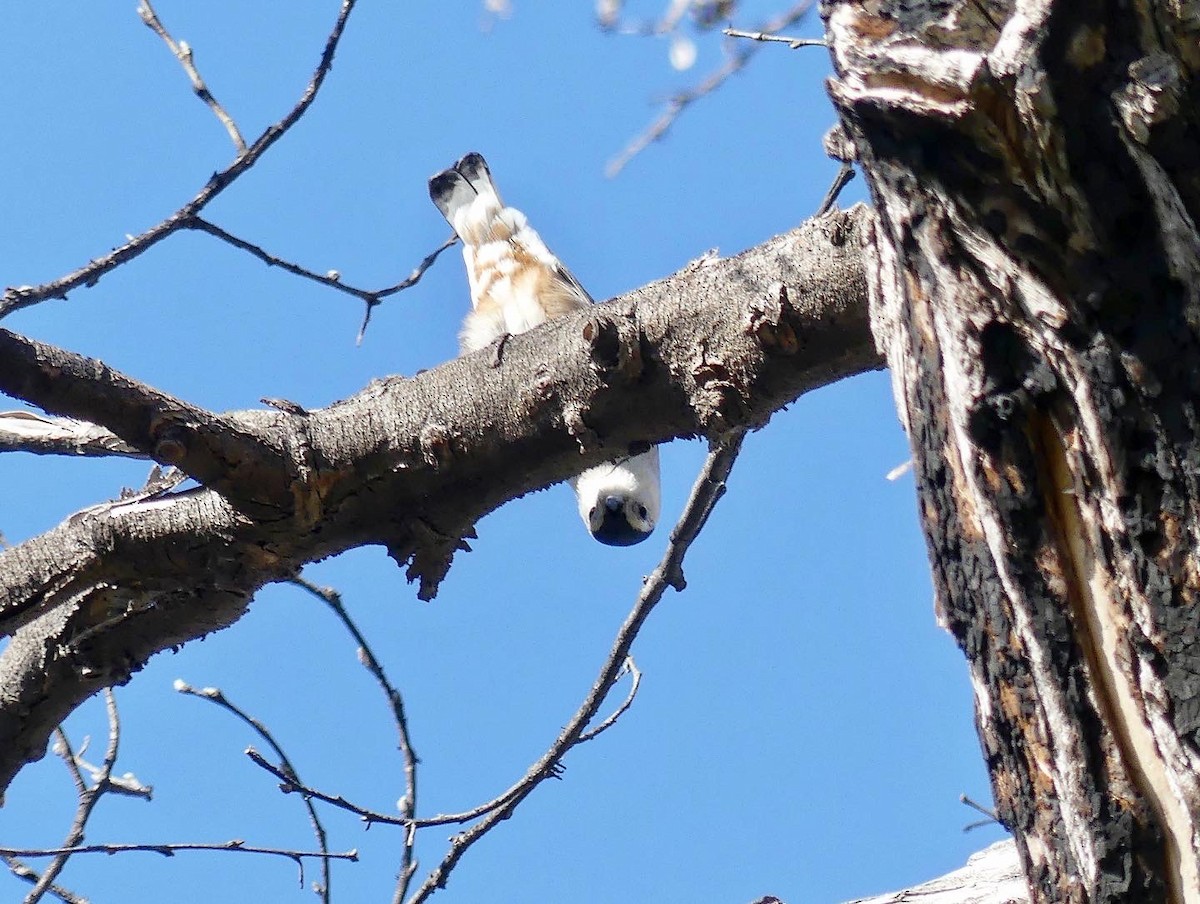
430, 153, 592, 348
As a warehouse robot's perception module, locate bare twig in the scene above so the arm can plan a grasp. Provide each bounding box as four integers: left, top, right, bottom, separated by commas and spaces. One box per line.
1, 0, 359, 319
290, 576, 421, 902
1, 857, 86, 904
405, 430, 746, 904
186, 218, 456, 309
26, 690, 131, 903
356, 234, 459, 345
606, 1, 814, 177
4, 840, 354, 892
247, 747, 526, 832
174, 681, 334, 902
960, 793, 1007, 832
597, 0, 691, 35
3, 841, 356, 862
137, 1, 247, 154
577, 657, 641, 743
722, 27, 825, 48
245, 750, 408, 826
815, 162, 856, 218
180, 217, 457, 344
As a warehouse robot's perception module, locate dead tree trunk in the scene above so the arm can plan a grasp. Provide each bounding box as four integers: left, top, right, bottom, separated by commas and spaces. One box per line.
824, 1, 1200, 902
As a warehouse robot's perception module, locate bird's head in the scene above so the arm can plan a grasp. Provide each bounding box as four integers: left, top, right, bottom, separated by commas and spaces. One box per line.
573, 449, 661, 547
586, 493, 655, 546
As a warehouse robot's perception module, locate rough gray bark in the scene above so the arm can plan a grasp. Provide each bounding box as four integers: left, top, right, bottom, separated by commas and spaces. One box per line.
0, 207, 877, 795
825, 1, 1200, 902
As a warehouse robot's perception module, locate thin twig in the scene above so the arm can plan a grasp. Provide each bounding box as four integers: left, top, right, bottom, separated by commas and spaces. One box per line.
722, 27, 825, 48
577, 657, 641, 743
175, 681, 334, 902
245, 750, 408, 826
960, 793, 1008, 832
290, 576, 422, 902
184, 216, 456, 345
815, 162, 856, 218
597, 0, 691, 35
0, 0, 359, 319
26, 690, 128, 903
186, 218, 458, 333
2, 842, 357, 862
138, 1, 247, 153
356, 233, 460, 345
248, 748, 524, 831
1, 857, 86, 904
405, 430, 747, 904
606, 1, 814, 177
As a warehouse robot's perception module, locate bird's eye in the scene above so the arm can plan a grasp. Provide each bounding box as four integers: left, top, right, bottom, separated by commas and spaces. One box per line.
636, 504, 649, 521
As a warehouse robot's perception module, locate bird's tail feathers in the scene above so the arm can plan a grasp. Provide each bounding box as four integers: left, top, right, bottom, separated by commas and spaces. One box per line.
429, 152, 503, 243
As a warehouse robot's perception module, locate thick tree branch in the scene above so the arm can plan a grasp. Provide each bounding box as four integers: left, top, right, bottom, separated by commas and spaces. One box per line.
0, 330, 295, 515
0, 206, 877, 795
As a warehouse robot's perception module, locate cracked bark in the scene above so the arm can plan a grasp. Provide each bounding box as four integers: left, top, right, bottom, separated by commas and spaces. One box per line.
825, 0, 1200, 901
0, 207, 876, 795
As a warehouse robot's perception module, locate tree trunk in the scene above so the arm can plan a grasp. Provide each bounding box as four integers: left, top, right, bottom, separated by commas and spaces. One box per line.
824, 1, 1200, 902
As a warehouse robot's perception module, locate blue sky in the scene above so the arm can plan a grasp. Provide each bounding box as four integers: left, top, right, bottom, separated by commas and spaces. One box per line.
0, 3, 1006, 902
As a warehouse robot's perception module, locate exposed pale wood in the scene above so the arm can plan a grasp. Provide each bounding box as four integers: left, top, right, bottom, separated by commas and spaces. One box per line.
846, 841, 1027, 904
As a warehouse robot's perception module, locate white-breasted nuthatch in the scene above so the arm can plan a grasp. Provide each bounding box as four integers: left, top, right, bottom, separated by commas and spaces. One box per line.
430, 153, 661, 546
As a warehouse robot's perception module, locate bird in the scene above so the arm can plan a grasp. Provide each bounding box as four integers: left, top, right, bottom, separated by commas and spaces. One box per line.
429, 152, 661, 546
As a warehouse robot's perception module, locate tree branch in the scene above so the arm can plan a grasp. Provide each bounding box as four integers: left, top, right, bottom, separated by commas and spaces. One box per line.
0, 206, 878, 796
407, 429, 746, 903
137, 0, 247, 154
0, 0, 359, 319
1, 857, 86, 904
174, 681, 333, 902
0, 329, 295, 516
606, 0, 816, 177
289, 577, 419, 901
24, 690, 131, 902
2, 842, 356, 863
843, 840, 1026, 904
0, 410, 143, 458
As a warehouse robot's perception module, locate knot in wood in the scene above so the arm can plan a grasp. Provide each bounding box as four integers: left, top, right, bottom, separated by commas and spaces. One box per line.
533, 364, 557, 401
562, 403, 598, 452
153, 426, 188, 464
1115, 52, 1182, 145
747, 284, 800, 354
823, 122, 857, 163
581, 315, 644, 382
419, 424, 454, 469
691, 357, 746, 438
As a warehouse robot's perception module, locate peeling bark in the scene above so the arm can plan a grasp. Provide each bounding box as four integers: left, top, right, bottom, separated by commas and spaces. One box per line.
0, 208, 876, 795
825, 1, 1200, 901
